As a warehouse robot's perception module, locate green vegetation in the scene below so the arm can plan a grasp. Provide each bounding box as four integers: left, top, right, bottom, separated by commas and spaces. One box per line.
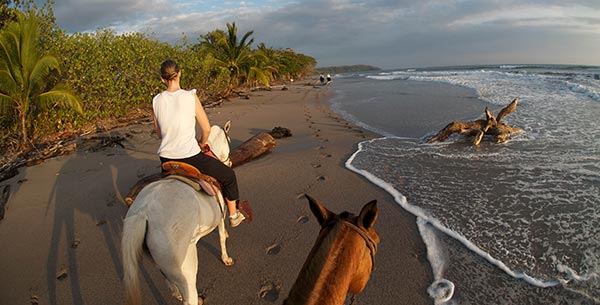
0, 2, 316, 158
0, 10, 81, 150
316, 64, 381, 75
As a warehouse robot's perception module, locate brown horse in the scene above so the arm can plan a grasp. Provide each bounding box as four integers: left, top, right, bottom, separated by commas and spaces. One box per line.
284, 195, 380, 305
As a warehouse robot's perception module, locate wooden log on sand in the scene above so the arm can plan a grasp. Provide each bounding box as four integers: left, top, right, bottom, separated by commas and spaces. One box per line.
427, 98, 523, 146
230, 132, 276, 167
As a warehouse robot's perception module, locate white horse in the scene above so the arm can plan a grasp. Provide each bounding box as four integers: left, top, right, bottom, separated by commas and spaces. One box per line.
122, 121, 233, 305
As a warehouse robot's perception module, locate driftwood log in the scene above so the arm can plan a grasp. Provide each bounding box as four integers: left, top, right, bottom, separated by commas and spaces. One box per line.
230, 132, 276, 167
427, 98, 523, 146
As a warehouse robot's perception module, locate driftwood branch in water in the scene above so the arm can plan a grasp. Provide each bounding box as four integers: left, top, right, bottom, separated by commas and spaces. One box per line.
427, 98, 523, 146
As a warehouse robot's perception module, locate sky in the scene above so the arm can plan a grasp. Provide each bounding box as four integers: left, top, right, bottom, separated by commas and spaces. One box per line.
50, 0, 600, 69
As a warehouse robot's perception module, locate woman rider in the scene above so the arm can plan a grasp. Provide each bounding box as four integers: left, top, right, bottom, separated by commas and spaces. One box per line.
152, 59, 251, 227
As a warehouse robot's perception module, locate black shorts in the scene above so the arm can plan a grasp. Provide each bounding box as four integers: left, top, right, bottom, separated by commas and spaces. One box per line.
160, 152, 239, 201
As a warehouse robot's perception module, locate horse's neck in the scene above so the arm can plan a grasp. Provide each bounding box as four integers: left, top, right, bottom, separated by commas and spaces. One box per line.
284, 223, 360, 305
207, 126, 228, 158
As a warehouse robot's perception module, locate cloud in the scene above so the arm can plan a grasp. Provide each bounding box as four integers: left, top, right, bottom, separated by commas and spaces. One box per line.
52, 0, 600, 68
447, 4, 600, 32
54, 0, 172, 32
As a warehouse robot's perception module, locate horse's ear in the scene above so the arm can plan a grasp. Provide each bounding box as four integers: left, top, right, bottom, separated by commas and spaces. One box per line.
224, 120, 231, 132
305, 194, 333, 226
358, 200, 378, 230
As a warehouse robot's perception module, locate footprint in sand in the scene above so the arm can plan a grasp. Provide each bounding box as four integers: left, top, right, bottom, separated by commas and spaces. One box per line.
259, 281, 280, 302
266, 243, 281, 255
297, 215, 309, 224
316, 176, 326, 181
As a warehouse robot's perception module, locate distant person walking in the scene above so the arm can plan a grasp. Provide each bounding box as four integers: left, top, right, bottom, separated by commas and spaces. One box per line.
319, 74, 325, 84
326, 74, 332, 84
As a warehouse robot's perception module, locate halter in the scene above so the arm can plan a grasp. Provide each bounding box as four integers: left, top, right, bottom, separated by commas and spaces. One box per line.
323, 218, 378, 271
322, 218, 378, 305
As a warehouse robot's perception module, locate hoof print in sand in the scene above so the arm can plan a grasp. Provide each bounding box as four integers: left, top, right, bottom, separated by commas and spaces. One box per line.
316, 176, 326, 181
259, 281, 280, 302
297, 215, 309, 224
30, 293, 39, 305
56, 265, 68, 280
266, 243, 281, 255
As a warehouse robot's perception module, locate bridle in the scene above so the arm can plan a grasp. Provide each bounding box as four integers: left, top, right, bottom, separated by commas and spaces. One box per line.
322, 218, 378, 305
323, 218, 378, 271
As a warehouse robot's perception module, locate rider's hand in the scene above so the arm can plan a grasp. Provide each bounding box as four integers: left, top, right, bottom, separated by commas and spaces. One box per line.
200, 143, 210, 153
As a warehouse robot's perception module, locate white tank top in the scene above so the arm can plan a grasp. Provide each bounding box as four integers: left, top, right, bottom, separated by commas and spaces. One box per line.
152, 89, 201, 159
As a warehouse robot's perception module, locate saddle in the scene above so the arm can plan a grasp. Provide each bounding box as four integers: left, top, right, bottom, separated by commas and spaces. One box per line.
161, 161, 222, 196
124, 161, 222, 206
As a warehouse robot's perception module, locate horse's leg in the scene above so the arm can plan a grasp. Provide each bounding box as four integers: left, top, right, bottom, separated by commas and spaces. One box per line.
218, 218, 234, 266
147, 227, 200, 305
179, 244, 201, 305
164, 276, 182, 302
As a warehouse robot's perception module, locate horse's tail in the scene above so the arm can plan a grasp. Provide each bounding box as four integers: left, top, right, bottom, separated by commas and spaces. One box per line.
121, 214, 147, 305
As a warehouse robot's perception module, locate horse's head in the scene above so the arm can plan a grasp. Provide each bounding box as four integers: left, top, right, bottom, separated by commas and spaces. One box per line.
207, 120, 232, 167
306, 194, 380, 294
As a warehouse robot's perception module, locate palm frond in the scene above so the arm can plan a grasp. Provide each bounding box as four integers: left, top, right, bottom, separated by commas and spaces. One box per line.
28, 55, 60, 96
37, 86, 83, 114
0, 29, 23, 87
0, 69, 17, 95
0, 92, 16, 115
248, 66, 271, 87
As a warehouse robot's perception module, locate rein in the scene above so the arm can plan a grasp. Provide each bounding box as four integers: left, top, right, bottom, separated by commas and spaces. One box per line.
323, 219, 378, 271
206, 127, 232, 166
322, 219, 378, 305
202, 126, 232, 218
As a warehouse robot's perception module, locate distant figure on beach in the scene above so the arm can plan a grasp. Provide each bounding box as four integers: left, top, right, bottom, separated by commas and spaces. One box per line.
152, 59, 251, 227
326, 74, 332, 84
319, 74, 325, 84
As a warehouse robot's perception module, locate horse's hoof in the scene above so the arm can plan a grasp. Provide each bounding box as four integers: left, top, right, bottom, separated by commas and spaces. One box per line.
223, 257, 234, 266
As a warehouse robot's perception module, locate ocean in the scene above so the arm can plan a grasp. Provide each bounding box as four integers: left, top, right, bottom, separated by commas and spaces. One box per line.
328, 65, 600, 304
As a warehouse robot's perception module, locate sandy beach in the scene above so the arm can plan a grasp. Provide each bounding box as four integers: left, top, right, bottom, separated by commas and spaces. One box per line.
0, 82, 433, 305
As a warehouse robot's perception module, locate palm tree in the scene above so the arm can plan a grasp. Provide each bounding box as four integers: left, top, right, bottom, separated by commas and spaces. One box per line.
248, 43, 280, 88
200, 22, 267, 94
0, 10, 81, 149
